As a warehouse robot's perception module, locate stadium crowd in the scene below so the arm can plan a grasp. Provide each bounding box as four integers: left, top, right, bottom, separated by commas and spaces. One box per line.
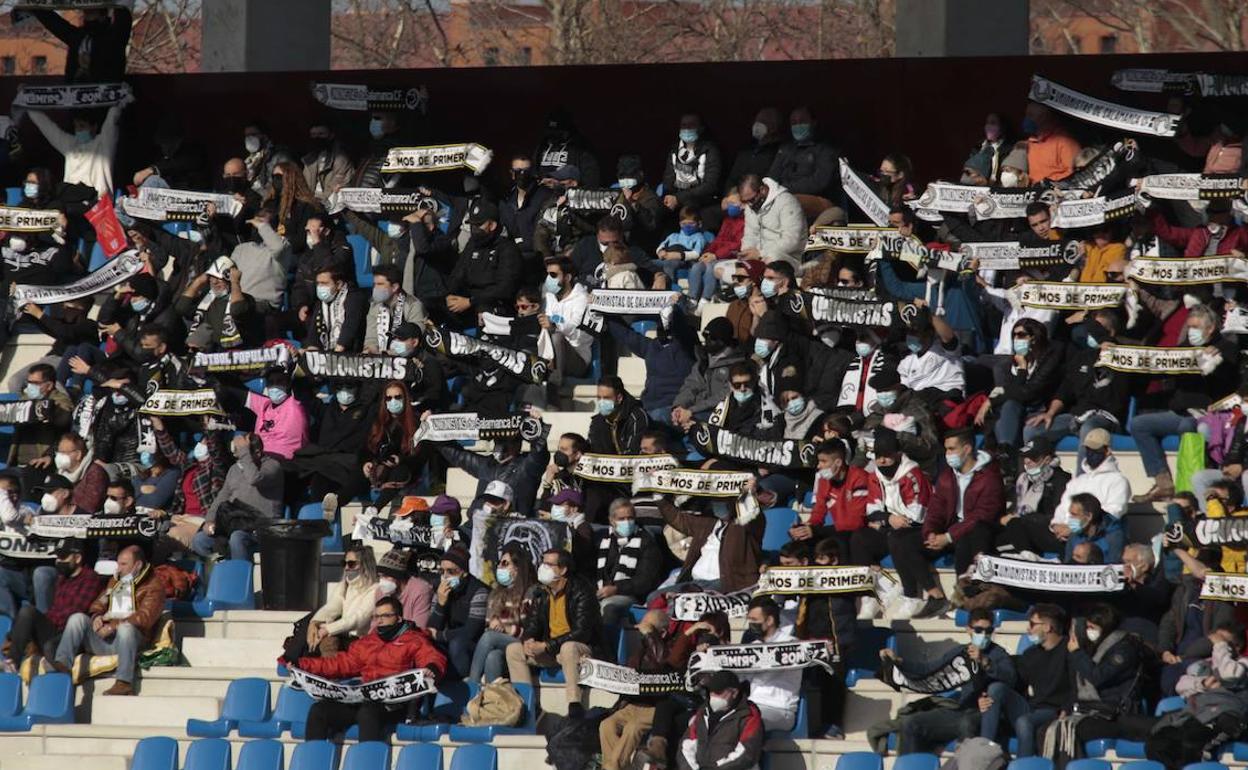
0, 6, 1248, 770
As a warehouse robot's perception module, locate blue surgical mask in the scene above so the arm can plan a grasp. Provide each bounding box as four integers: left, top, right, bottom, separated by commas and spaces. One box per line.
733, 389, 753, 404
679, 128, 699, 143
385, 222, 405, 239
369, 118, 385, 139
335, 389, 356, 406
753, 339, 772, 358
1026, 632, 1043, 646
131, 297, 151, 314
372, 286, 392, 305
495, 566, 514, 587
139, 451, 155, 469
876, 391, 897, 409
946, 452, 964, 470
192, 442, 209, 462
733, 284, 749, 299
855, 341, 873, 358
266, 386, 288, 405
596, 399, 616, 416
1012, 339, 1030, 356
75, 129, 93, 144
23, 383, 42, 400
1025, 465, 1044, 478
614, 520, 636, 538
316, 285, 335, 303
760, 278, 777, 298
22, 182, 38, 199
1068, 517, 1085, 535
680, 223, 698, 236
971, 632, 991, 650
389, 340, 410, 357
111, 392, 128, 406
785, 397, 806, 416
550, 504, 568, 522
725, 204, 743, 218
430, 514, 448, 531
1086, 334, 1100, 349
386, 397, 404, 414
544, 275, 562, 294
1187, 327, 1207, 346
791, 123, 813, 142
906, 336, 924, 354
445, 575, 462, 590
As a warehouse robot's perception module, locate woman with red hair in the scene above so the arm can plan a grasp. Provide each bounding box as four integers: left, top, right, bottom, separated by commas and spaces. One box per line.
362, 380, 421, 506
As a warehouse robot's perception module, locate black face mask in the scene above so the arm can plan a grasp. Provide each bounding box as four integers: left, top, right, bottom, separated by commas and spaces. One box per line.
135, 348, 157, 365
553, 452, 572, 469
877, 463, 899, 479
271, 176, 284, 196
55, 559, 75, 577
512, 169, 534, 188
310, 137, 333, 155
1084, 448, 1109, 470
747, 621, 765, 637
376, 620, 408, 642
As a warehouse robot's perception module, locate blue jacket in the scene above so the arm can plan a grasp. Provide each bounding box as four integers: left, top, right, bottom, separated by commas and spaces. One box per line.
607, 312, 696, 414
899, 641, 1016, 708
1064, 514, 1125, 564
875, 260, 987, 353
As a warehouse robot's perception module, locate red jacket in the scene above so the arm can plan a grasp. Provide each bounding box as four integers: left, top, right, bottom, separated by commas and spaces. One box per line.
705, 216, 745, 260
1151, 210, 1248, 257
810, 465, 871, 532
296, 626, 447, 683
921, 453, 1004, 541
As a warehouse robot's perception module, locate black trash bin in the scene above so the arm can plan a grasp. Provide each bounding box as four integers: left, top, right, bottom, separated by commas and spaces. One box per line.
257, 519, 332, 611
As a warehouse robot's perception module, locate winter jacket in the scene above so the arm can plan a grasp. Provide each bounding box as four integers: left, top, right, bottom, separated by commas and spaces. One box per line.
746, 625, 801, 713
521, 575, 601, 655
1064, 513, 1125, 563
660, 499, 765, 593
705, 215, 745, 260
741, 178, 805, 269
206, 452, 283, 523
296, 625, 447, 683
805, 342, 854, 413
30, 7, 131, 82
1051, 346, 1131, 428
1159, 576, 1237, 659
589, 393, 648, 455
1159, 335, 1239, 413
363, 291, 427, 353
1150, 210, 1248, 257
922, 452, 1005, 541
428, 574, 489, 652
1051, 455, 1131, 525
87, 562, 166, 644
437, 429, 549, 516
544, 283, 593, 361
679, 694, 765, 770
875, 260, 987, 353
989, 345, 1065, 410
726, 139, 783, 190
303, 288, 370, 352
342, 211, 449, 310
534, 139, 601, 187
313, 575, 380, 637
865, 455, 932, 525
657, 230, 714, 261
229, 222, 290, 308
1, 241, 76, 288
499, 183, 557, 261
810, 465, 872, 534
707, 392, 782, 442
11, 389, 73, 466
768, 139, 839, 198
597, 526, 666, 602
862, 389, 941, 467
447, 229, 523, 316
607, 316, 696, 414
663, 138, 722, 209
1012, 462, 1070, 521
301, 145, 355, 203
674, 346, 749, 416
1069, 631, 1141, 709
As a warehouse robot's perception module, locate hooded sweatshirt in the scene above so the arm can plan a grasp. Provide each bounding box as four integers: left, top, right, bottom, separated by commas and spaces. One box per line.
922, 451, 1003, 541
865, 455, 931, 525
1050, 455, 1131, 525
741, 177, 805, 269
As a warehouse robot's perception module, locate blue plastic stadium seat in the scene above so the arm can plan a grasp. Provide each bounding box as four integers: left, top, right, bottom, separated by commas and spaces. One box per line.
1180, 764, 1226, 770
239, 684, 312, 738
0, 672, 73, 731
1007, 759, 1053, 770
1119, 763, 1164, 770
448, 682, 537, 741
451, 745, 498, 770
174, 559, 255, 618
1112, 696, 1185, 758
396, 680, 471, 740
87, 242, 108, 272
540, 667, 566, 684
397, 743, 444, 770
764, 693, 808, 739
132, 736, 179, 770
836, 752, 883, 770
289, 741, 338, 770
1068, 761, 1111, 770
894, 754, 941, 770
0, 674, 20, 720
183, 738, 232, 770
5, 188, 21, 206
347, 234, 373, 287
187, 677, 272, 736
631, 320, 658, 335
236, 739, 283, 770
0, 615, 12, 647
762, 507, 798, 552
343, 742, 391, 770
1084, 741, 1114, 758
298, 502, 342, 554
1234, 744, 1248, 761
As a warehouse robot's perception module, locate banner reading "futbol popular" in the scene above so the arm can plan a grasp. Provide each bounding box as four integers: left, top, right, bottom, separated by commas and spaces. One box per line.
191, 346, 292, 374
972, 555, 1124, 592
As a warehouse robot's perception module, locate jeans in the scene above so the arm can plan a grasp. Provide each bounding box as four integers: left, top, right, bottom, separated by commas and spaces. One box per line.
1130, 411, 1196, 478
55, 612, 143, 684
979, 681, 1056, 757
600, 594, 636, 627
1023, 413, 1116, 475
468, 630, 518, 683
32, 565, 55, 613
8, 605, 58, 663
994, 400, 1042, 448
687, 260, 720, 302
653, 258, 684, 287
899, 707, 978, 754
306, 700, 402, 742
191, 529, 258, 561
0, 565, 32, 619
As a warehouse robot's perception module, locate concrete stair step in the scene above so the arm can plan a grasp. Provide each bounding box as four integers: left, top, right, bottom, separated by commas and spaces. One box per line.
84, 693, 220, 727
0, 754, 129, 770
181, 637, 280, 668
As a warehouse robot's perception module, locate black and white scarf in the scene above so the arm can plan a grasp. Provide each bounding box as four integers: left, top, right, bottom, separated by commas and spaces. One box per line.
837, 351, 887, 411
12, 82, 131, 109
375, 292, 405, 353
315, 290, 348, 350
597, 531, 642, 590
189, 291, 241, 350
1029, 75, 1181, 137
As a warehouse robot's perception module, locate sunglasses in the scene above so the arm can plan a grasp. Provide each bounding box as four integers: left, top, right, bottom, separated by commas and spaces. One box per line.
732, 275, 750, 283
970, 626, 994, 634
730, 381, 752, 391
344, 560, 360, 568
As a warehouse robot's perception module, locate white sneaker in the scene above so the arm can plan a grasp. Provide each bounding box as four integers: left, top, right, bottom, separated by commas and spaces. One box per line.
692, 299, 708, 317
857, 596, 882, 620
889, 596, 926, 621
322, 493, 339, 520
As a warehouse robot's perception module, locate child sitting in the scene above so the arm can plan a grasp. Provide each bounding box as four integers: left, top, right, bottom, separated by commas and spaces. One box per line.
653, 206, 713, 292
603, 244, 646, 289
688, 191, 745, 313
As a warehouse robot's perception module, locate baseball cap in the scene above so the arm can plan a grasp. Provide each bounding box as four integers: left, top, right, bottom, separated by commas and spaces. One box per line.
1082, 428, 1111, 450
1020, 436, 1055, 460
483, 480, 513, 504
550, 488, 584, 507
34, 475, 73, 494
466, 199, 500, 226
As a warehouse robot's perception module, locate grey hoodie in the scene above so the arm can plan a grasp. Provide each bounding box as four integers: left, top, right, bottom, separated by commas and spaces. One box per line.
674, 346, 747, 415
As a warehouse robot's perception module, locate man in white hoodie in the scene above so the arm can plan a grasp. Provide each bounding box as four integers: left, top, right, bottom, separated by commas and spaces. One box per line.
739, 174, 806, 270
743, 596, 801, 732
540, 256, 592, 384
28, 98, 129, 199
1050, 429, 1131, 530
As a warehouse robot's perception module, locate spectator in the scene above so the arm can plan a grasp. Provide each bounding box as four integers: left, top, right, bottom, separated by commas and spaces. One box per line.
382, 323, 447, 409
976, 113, 1011, 183
723, 259, 765, 344
354, 110, 404, 189
133, 447, 179, 512
547, 488, 595, 580
743, 596, 801, 731
292, 215, 354, 311
10, 364, 73, 468
176, 256, 257, 352
738, 174, 805, 269
500, 153, 557, 266
296, 596, 446, 742
599, 608, 675, 770
50, 433, 109, 515
149, 416, 227, 549
468, 543, 536, 684
360, 381, 421, 506
978, 603, 1070, 757
304, 267, 369, 352
978, 319, 1063, 452
688, 191, 746, 309
995, 437, 1070, 557
1050, 429, 1131, 523
445, 199, 523, 324
1063, 493, 1124, 564
590, 377, 649, 455
726, 107, 784, 190
301, 120, 355, 203
506, 548, 599, 715
436, 422, 549, 517
5, 539, 104, 681
229, 208, 289, 313
662, 113, 722, 213
653, 206, 714, 288
28, 100, 127, 199
51, 545, 164, 696
596, 499, 665, 625
1158, 556, 1236, 695
189, 433, 283, 563
606, 309, 697, 425
874, 153, 915, 207
888, 607, 1016, 754
0, 474, 53, 620
897, 315, 965, 405
375, 549, 432, 629
307, 546, 380, 657
672, 317, 747, 425
676, 670, 765, 770
428, 545, 489, 679
24, 4, 131, 82
284, 380, 374, 511
537, 432, 589, 510
246, 367, 309, 462
1080, 224, 1127, 284
769, 105, 839, 199
614, 154, 665, 255
656, 490, 765, 595
534, 109, 601, 187
540, 256, 593, 386
602, 243, 647, 290
831, 328, 897, 415
1109, 543, 1174, 644
1146, 198, 1248, 257
1024, 103, 1081, 182
922, 429, 1005, 578
793, 441, 869, 554
861, 371, 941, 470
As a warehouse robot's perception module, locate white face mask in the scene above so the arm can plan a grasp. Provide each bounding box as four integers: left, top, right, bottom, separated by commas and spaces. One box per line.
103, 498, 122, 515
537, 563, 559, 585
41, 493, 60, 513
377, 578, 398, 596
999, 170, 1021, 188
709, 694, 732, 713
1085, 627, 1102, 643
54, 452, 74, 472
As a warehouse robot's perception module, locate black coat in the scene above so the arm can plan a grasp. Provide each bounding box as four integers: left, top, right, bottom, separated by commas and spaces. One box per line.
499, 183, 556, 261
1053, 345, 1131, 427
597, 527, 666, 602
31, 8, 131, 82
991, 344, 1065, 409
589, 393, 648, 454
521, 575, 601, 656
303, 288, 370, 352
447, 230, 523, 317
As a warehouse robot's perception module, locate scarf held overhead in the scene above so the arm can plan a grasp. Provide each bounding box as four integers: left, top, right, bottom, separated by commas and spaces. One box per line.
839, 158, 891, 226
686, 641, 838, 688
412, 412, 543, 444
12, 250, 143, 308
754, 566, 875, 596
571, 453, 681, 483
12, 82, 131, 109
0, 207, 60, 232
423, 327, 548, 385
1125, 256, 1248, 285
382, 144, 493, 175
1199, 573, 1248, 603
690, 423, 817, 469
670, 584, 756, 622
1095, 344, 1204, 375
139, 389, 224, 417
311, 83, 428, 113
1029, 75, 1181, 137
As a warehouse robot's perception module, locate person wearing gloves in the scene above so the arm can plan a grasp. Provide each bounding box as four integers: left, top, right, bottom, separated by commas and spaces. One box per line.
175, 255, 258, 352
540, 256, 593, 386
921, 429, 1004, 578
427, 545, 489, 679
677, 670, 765, 770
307, 545, 381, 657
294, 596, 447, 742
738, 174, 805, 269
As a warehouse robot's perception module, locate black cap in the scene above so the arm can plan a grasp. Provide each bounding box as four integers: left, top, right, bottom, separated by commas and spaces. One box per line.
34, 475, 73, 493
391, 322, 422, 341
755, 310, 787, 341
616, 154, 643, 179
704, 670, 741, 692
467, 199, 499, 226
1020, 436, 1055, 460
128, 273, 158, 301
703, 317, 735, 346
55, 538, 87, 558
868, 370, 901, 391
873, 427, 900, 456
